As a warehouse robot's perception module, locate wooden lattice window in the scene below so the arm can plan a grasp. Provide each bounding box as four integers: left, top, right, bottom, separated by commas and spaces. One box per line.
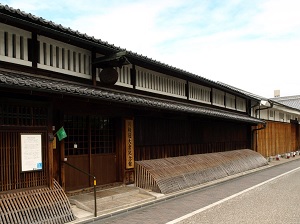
0, 103, 48, 126
64, 115, 115, 156
90, 116, 115, 154
64, 115, 88, 156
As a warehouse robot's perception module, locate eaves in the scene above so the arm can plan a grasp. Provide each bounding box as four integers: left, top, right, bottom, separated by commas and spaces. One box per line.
0, 70, 265, 125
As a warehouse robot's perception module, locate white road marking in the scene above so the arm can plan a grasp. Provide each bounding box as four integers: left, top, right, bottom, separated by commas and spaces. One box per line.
166, 167, 300, 224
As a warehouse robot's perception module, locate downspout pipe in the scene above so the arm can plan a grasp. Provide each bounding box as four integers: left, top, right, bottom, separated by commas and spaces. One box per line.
251, 122, 267, 152
252, 100, 272, 152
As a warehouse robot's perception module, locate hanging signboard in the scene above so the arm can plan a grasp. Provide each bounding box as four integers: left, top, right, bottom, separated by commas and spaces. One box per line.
125, 119, 134, 169
21, 133, 43, 172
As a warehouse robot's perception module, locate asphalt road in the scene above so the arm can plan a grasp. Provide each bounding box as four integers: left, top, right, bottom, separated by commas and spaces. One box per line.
98, 159, 300, 224
171, 166, 300, 224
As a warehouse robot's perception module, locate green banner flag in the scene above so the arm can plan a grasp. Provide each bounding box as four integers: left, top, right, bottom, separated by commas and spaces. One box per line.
56, 126, 67, 141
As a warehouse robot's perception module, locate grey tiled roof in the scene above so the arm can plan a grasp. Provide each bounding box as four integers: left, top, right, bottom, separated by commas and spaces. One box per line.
270, 96, 300, 110
0, 3, 257, 100
0, 70, 264, 124
217, 81, 267, 101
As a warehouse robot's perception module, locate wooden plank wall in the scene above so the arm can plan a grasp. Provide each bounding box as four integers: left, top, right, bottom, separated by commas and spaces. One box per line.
64, 154, 117, 191
0, 130, 48, 191
135, 116, 251, 161
255, 121, 299, 157
64, 155, 90, 191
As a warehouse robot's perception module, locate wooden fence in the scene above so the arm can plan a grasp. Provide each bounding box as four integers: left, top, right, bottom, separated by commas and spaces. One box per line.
255, 121, 300, 157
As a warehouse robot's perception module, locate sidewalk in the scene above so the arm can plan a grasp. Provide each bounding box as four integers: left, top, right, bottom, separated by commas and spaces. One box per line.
67, 155, 300, 224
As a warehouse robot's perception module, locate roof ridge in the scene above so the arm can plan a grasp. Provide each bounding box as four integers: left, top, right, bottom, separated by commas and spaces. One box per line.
0, 3, 261, 100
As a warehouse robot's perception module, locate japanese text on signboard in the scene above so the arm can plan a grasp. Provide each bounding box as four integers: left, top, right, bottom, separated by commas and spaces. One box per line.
125, 119, 134, 169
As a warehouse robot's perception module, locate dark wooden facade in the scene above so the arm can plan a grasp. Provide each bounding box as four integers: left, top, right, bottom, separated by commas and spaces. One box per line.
0, 95, 50, 191
135, 115, 250, 160
0, 4, 264, 193
0, 85, 257, 192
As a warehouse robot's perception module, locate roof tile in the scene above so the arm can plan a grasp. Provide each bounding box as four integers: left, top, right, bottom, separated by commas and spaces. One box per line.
0, 70, 264, 124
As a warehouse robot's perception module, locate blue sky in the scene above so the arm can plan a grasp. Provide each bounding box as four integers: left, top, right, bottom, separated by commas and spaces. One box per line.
2, 0, 300, 98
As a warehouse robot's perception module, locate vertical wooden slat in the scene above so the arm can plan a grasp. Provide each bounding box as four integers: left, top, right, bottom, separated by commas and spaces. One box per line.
0, 30, 5, 56
1, 103, 48, 191
0, 180, 74, 223
256, 121, 298, 157
23, 36, 28, 61
7, 32, 13, 57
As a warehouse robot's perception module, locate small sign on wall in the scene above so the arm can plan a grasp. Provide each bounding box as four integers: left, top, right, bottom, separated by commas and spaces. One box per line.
21, 133, 43, 172
125, 119, 134, 169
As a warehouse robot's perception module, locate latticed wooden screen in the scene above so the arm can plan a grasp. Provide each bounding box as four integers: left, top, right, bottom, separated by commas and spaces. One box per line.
0, 101, 48, 192
64, 114, 115, 156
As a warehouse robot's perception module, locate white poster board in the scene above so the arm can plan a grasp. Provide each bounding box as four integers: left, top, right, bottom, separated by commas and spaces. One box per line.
21, 134, 43, 172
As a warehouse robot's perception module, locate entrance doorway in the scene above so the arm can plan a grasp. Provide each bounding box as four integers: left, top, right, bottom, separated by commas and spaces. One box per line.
63, 115, 116, 191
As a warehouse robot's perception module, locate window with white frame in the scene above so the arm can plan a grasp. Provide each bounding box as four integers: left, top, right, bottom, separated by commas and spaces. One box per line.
0, 23, 31, 66
189, 83, 211, 104
225, 93, 235, 109
279, 112, 285, 121
37, 35, 91, 79
236, 97, 246, 112
212, 88, 225, 107
135, 66, 186, 98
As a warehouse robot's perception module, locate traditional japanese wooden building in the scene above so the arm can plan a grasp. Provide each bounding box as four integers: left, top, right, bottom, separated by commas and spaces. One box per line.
219, 83, 300, 158
0, 3, 265, 198
254, 96, 300, 157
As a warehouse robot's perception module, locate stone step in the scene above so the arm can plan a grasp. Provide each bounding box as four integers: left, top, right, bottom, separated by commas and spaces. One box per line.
69, 186, 156, 217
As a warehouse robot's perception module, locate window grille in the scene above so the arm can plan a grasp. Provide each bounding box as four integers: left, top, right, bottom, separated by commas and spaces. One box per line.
64, 115, 115, 156
225, 93, 235, 109
212, 88, 225, 107
0, 23, 31, 66
38, 35, 91, 79
279, 112, 285, 121
90, 116, 115, 154
0, 103, 48, 127
136, 66, 186, 98
236, 97, 246, 112
189, 83, 211, 104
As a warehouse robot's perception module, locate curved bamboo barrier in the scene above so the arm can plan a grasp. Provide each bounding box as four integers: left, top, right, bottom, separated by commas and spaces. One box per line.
0, 179, 75, 224
135, 149, 268, 194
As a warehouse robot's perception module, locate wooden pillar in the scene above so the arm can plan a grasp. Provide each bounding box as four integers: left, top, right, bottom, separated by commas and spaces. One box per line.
131, 64, 136, 89
60, 139, 66, 190
88, 116, 92, 187
92, 50, 97, 86
186, 81, 189, 100
31, 32, 38, 68
48, 133, 54, 188
115, 118, 123, 183
48, 101, 54, 188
